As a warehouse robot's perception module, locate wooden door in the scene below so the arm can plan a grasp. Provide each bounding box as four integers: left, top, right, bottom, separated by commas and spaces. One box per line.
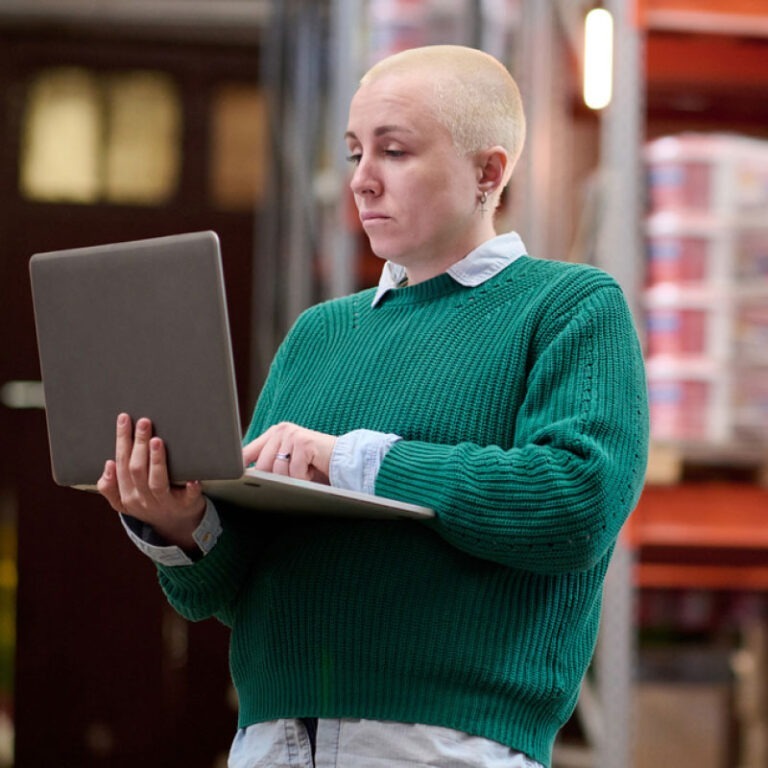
0, 26, 263, 767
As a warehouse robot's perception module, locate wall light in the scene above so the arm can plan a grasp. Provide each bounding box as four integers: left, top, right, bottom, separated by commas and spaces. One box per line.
583, 7, 614, 110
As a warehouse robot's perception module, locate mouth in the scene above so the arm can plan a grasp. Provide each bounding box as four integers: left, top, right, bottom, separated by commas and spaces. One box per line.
360, 212, 391, 224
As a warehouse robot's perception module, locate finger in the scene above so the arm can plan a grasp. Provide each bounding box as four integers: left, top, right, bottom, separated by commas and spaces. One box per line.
283, 429, 334, 482
145, 437, 203, 510
183, 480, 203, 507
114, 413, 135, 494
272, 445, 293, 476
285, 439, 321, 482
242, 432, 270, 468
129, 417, 153, 494
242, 422, 292, 468
252, 428, 289, 473
97, 460, 126, 514
147, 436, 171, 497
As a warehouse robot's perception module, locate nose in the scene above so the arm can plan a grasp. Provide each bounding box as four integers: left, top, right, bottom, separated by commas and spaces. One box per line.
349, 155, 381, 198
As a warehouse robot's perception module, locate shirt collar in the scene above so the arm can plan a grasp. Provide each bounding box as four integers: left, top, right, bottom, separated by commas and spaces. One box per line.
371, 231, 527, 307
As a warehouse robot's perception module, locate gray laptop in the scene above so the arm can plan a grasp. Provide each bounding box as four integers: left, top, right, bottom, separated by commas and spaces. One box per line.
29, 231, 433, 521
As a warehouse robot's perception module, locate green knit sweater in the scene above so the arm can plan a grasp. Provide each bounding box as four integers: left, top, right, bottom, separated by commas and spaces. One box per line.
157, 255, 649, 767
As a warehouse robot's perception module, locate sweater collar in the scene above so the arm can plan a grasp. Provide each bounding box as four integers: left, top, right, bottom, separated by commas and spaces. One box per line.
371, 231, 528, 307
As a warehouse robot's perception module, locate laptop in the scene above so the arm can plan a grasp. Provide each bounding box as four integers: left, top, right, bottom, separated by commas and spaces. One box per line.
29, 231, 433, 521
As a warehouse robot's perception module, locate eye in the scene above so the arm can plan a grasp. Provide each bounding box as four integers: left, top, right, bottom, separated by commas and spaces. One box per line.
384, 149, 405, 158
345, 152, 362, 166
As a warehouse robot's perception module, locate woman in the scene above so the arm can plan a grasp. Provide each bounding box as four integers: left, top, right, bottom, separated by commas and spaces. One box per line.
99, 45, 648, 768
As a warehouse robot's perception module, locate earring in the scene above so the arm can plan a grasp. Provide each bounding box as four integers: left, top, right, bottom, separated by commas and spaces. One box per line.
479, 190, 488, 213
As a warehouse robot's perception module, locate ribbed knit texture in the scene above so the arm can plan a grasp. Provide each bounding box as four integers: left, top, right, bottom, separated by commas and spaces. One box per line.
157, 255, 649, 767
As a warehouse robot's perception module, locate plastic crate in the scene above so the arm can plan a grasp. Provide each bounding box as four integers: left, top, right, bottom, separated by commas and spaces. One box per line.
644, 285, 730, 359
645, 134, 768, 216
645, 213, 730, 287
646, 358, 729, 443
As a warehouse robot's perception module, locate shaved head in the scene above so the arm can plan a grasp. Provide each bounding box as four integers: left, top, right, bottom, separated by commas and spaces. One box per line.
360, 45, 526, 174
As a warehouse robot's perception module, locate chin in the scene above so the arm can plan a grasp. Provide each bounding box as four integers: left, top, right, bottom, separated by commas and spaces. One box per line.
367, 241, 399, 262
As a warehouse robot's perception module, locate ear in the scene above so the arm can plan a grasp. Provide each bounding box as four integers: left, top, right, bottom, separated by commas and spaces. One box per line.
476, 146, 510, 195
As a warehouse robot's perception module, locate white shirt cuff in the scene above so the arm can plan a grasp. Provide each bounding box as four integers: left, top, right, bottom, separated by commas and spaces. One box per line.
120, 496, 223, 566
329, 429, 401, 495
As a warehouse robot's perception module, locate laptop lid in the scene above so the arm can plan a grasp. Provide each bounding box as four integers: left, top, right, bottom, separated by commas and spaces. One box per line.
30, 231, 244, 486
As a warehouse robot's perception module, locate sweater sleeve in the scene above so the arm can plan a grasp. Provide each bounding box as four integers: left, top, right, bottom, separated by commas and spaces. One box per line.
155, 502, 261, 626
374, 276, 649, 575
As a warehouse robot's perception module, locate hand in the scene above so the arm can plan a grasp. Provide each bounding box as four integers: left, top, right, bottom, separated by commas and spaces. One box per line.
97, 413, 205, 550
242, 422, 336, 485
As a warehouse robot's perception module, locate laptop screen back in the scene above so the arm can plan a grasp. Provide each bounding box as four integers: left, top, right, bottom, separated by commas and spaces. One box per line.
30, 231, 244, 486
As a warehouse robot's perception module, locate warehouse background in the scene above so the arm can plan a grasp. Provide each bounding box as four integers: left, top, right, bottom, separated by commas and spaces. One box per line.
0, 1, 766, 766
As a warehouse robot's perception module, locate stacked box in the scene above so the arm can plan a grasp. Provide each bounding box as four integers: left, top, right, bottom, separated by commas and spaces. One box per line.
643, 134, 768, 445
646, 133, 768, 215
645, 357, 729, 443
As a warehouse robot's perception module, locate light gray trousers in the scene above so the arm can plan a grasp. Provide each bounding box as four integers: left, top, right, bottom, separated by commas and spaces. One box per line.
228, 718, 544, 768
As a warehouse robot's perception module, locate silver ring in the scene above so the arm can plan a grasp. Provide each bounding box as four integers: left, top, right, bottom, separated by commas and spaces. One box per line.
275, 452, 291, 461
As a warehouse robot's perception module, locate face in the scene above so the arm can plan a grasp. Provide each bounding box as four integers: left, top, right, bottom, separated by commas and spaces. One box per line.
345, 72, 491, 284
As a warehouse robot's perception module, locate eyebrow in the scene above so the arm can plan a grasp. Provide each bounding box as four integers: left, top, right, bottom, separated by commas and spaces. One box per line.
344, 125, 415, 141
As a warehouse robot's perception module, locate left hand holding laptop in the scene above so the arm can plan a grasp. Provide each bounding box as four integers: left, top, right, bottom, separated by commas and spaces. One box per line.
97, 413, 206, 550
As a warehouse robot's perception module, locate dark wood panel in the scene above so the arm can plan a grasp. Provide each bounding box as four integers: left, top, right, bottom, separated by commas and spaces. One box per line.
0, 25, 261, 767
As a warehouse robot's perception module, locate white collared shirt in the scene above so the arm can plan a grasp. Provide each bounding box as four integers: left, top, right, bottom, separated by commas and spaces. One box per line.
372, 230, 526, 306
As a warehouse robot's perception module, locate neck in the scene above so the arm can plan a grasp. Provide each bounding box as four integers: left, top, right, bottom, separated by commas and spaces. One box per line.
404, 224, 498, 286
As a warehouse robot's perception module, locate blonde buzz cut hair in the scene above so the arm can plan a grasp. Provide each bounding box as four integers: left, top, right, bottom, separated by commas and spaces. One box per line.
360, 45, 526, 173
